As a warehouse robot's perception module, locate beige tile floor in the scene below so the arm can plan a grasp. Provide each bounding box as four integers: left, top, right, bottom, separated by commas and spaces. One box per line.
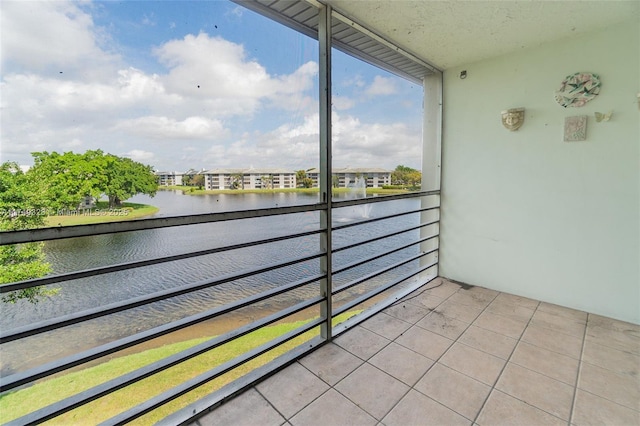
191, 278, 640, 426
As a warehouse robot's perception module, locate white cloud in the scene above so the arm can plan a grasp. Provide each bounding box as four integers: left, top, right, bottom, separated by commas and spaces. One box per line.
115, 116, 228, 140
1, 68, 174, 123
61, 138, 84, 150
125, 150, 155, 162
0, 1, 420, 172
154, 33, 317, 116
0, 1, 119, 79
199, 111, 421, 171
226, 6, 244, 19
141, 13, 156, 26
332, 95, 355, 111
1, 22, 318, 168
365, 76, 397, 96
155, 34, 270, 101
342, 75, 365, 88
332, 111, 421, 168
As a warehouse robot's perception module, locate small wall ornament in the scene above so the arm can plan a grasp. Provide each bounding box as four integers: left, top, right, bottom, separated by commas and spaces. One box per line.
501, 108, 525, 131
594, 111, 613, 122
564, 116, 588, 142
555, 72, 601, 108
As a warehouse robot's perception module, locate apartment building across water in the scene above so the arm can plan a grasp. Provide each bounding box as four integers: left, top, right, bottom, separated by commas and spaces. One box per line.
202, 168, 296, 190
156, 167, 393, 190
307, 167, 392, 188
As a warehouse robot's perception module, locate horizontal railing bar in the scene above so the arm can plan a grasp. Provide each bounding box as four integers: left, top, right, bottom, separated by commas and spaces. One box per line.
333, 259, 439, 317
332, 205, 439, 231
332, 190, 439, 209
334, 252, 425, 295
0, 191, 439, 246
0, 192, 439, 247
161, 336, 327, 426
0, 203, 326, 245
333, 234, 438, 275
103, 317, 324, 425
7, 298, 323, 426
1, 251, 323, 344
166, 275, 440, 426
1, 228, 323, 293
333, 247, 438, 296
334, 219, 439, 253
332, 275, 439, 337
3, 204, 437, 293
2, 201, 437, 294
1, 190, 440, 422
1, 274, 325, 391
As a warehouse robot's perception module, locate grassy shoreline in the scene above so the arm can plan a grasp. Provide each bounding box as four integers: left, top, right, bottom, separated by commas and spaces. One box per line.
44, 201, 159, 227
0, 312, 358, 425
160, 185, 411, 196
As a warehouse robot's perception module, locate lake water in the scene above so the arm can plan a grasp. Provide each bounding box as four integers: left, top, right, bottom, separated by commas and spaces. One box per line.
1, 190, 422, 375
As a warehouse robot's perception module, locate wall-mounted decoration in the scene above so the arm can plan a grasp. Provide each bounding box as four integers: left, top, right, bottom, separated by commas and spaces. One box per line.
594, 110, 613, 122
564, 116, 587, 141
554, 72, 601, 108
501, 108, 525, 131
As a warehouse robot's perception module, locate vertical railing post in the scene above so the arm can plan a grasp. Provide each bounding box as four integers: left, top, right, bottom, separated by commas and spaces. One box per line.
318, 4, 333, 341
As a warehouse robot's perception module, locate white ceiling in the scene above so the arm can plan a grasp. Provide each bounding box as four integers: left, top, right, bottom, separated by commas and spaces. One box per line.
324, 0, 639, 71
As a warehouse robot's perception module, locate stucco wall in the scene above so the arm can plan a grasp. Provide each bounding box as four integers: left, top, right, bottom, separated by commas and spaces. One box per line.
439, 20, 639, 324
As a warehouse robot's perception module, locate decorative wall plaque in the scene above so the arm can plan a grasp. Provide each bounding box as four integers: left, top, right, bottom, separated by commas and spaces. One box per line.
501, 108, 525, 131
564, 116, 587, 141
555, 72, 600, 108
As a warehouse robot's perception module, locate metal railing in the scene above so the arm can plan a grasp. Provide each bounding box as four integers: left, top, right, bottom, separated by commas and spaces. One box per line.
0, 190, 439, 425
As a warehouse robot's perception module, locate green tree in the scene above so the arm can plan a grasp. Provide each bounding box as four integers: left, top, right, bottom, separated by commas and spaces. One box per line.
261, 175, 273, 189
191, 174, 204, 190
302, 177, 314, 188
391, 165, 421, 188
295, 170, 307, 187
0, 162, 56, 303
30, 150, 104, 210
295, 170, 314, 188
182, 174, 193, 186
229, 173, 244, 190
30, 150, 157, 209
100, 154, 157, 208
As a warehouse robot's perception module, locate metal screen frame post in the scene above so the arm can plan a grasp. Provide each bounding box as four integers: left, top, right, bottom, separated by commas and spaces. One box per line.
421, 71, 443, 271
318, 3, 333, 341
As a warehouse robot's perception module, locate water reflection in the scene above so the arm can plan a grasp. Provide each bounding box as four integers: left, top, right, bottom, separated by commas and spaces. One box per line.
1, 191, 421, 375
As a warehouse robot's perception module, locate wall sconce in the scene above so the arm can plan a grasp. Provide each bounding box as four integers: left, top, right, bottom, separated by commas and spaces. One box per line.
501, 108, 525, 131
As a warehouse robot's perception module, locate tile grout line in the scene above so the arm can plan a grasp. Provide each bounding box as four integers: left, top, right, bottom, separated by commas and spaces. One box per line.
360, 280, 465, 422
568, 312, 589, 425
330, 327, 402, 422
294, 353, 377, 423
504, 343, 581, 387
450, 290, 522, 424
253, 384, 292, 425
470, 298, 565, 425
285, 281, 456, 423
385, 285, 500, 423
286, 280, 461, 424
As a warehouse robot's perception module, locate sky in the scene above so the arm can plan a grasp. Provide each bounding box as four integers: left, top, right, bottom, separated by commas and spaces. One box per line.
0, 1, 424, 172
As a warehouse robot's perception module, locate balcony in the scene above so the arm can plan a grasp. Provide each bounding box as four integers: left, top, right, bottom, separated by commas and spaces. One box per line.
2, 0, 638, 424
3, 187, 637, 425
186, 279, 639, 425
